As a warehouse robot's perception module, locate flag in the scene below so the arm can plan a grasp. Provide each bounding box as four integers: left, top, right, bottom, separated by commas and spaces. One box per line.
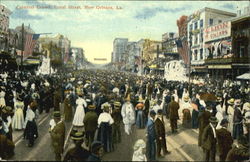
176, 38, 189, 65
23, 34, 40, 59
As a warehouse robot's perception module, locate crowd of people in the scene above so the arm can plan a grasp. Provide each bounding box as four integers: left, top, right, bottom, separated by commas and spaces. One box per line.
0, 67, 249, 161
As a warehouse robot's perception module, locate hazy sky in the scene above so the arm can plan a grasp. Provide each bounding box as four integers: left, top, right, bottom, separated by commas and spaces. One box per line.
1, 1, 249, 64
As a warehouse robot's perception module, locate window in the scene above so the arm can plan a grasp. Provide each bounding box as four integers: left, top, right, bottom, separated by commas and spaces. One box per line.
200, 19, 203, 28
195, 22, 198, 30
195, 50, 198, 60
194, 35, 198, 44
200, 32, 203, 43
218, 20, 222, 23
200, 48, 203, 60
209, 18, 213, 26
189, 24, 193, 31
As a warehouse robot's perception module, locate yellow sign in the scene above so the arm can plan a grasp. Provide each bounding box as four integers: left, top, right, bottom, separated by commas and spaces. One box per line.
208, 65, 231, 69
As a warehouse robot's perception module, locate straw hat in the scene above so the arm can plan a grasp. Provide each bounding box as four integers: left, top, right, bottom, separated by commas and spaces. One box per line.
184, 96, 189, 102
227, 98, 235, 105
113, 102, 121, 108
88, 105, 96, 110
71, 131, 84, 141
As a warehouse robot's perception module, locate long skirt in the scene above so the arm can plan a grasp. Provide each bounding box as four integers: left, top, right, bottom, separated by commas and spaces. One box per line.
191, 109, 199, 129
182, 109, 192, 128
12, 108, 24, 130
24, 120, 38, 145
136, 110, 146, 129
232, 123, 243, 140
97, 122, 113, 152
72, 105, 85, 126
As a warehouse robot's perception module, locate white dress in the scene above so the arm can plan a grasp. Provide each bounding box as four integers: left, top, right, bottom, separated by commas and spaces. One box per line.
72, 97, 87, 126
0, 91, 6, 108
12, 100, 25, 130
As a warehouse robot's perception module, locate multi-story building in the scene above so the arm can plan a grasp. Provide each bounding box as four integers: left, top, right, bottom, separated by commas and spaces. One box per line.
125, 41, 139, 72
38, 34, 71, 64
187, 7, 236, 75
70, 47, 85, 69
112, 38, 128, 64
0, 5, 11, 51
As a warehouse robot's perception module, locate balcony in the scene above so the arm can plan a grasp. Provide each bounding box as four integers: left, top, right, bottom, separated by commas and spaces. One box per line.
205, 57, 250, 65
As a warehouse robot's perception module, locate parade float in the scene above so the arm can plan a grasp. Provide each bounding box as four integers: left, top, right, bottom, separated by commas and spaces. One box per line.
164, 60, 188, 82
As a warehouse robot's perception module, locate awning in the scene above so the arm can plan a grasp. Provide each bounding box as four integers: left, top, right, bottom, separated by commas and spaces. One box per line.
236, 72, 250, 80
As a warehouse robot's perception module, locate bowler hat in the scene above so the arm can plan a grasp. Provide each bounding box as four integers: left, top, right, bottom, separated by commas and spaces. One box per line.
150, 110, 156, 116
157, 109, 163, 114
209, 117, 218, 123
53, 111, 61, 118
220, 118, 229, 126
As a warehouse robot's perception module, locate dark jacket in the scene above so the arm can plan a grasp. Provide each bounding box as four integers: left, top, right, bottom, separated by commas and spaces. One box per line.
50, 121, 65, 154
154, 117, 165, 138
87, 154, 101, 161
216, 127, 233, 156
64, 146, 90, 161
226, 145, 250, 162
168, 101, 179, 120
201, 124, 217, 150
198, 110, 211, 146
83, 111, 98, 132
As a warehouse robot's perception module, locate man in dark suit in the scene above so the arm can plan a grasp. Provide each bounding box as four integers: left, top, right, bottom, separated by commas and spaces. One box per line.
198, 106, 212, 147
201, 117, 218, 162
155, 109, 170, 158
216, 119, 233, 161
83, 105, 98, 149
168, 96, 179, 133
49, 111, 65, 161
146, 110, 157, 161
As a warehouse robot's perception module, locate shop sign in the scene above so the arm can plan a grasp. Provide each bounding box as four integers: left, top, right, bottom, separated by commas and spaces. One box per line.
204, 21, 231, 42
208, 65, 232, 69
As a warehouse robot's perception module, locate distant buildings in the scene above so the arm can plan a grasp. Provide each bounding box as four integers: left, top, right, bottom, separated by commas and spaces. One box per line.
0, 5, 11, 51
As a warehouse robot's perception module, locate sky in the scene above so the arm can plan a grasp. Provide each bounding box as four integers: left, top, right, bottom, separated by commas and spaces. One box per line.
1, 0, 249, 64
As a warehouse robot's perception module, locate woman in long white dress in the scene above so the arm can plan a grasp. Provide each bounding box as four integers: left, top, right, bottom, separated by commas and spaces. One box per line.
0, 87, 6, 108
12, 96, 25, 130
72, 94, 87, 127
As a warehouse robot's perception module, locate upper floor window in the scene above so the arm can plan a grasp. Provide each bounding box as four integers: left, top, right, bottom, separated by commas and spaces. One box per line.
200, 32, 203, 43
194, 22, 198, 30
209, 18, 213, 26
218, 20, 222, 23
200, 19, 203, 28
189, 24, 193, 31
200, 48, 203, 60
194, 50, 198, 60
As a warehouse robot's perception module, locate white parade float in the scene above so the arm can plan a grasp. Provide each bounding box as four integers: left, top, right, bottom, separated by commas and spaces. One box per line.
164, 60, 188, 82
36, 56, 56, 75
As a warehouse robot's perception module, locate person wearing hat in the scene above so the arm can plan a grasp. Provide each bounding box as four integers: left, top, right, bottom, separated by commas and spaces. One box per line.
232, 99, 244, 140
97, 103, 114, 153
215, 97, 224, 129
132, 139, 147, 161
12, 95, 25, 130
201, 116, 218, 161
111, 101, 123, 144
63, 94, 73, 122
226, 135, 250, 161
1, 106, 13, 141
0, 86, 6, 109
63, 131, 90, 161
121, 94, 135, 135
23, 101, 38, 147
53, 87, 62, 112
227, 98, 234, 135
135, 98, 146, 129
198, 106, 212, 147
87, 141, 104, 161
168, 96, 180, 134
72, 94, 87, 129
216, 118, 233, 161
49, 111, 65, 161
154, 109, 171, 158
146, 110, 157, 161
181, 96, 192, 128
0, 119, 15, 160
83, 105, 98, 149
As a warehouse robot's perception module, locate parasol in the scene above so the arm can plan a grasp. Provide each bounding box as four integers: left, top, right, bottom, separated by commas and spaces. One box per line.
200, 93, 217, 102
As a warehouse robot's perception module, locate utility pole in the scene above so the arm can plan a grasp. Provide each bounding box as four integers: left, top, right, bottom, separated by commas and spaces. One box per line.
188, 32, 192, 92
21, 23, 24, 78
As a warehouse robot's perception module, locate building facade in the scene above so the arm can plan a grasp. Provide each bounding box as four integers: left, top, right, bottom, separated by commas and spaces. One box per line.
187, 7, 236, 75
112, 38, 128, 64
0, 5, 11, 51
70, 47, 85, 69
